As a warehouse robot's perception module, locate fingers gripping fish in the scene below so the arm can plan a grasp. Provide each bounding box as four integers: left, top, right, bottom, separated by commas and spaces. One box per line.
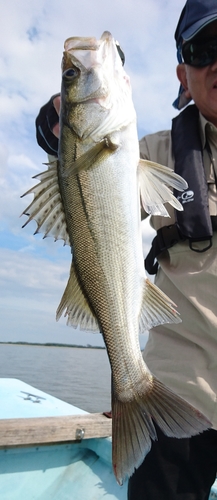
21, 31, 211, 485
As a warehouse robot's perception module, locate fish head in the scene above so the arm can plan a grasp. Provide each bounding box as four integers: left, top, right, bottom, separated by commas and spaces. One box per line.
60, 31, 136, 140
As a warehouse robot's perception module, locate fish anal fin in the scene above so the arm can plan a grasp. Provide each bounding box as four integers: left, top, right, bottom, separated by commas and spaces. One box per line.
56, 261, 100, 332
112, 376, 211, 485
138, 158, 188, 216
139, 278, 181, 333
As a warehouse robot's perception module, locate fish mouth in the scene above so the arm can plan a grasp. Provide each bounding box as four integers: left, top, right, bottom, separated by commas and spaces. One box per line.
64, 32, 112, 53
64, 36, 100, 53
63, 31, 119, 72
63, 36, 103, 71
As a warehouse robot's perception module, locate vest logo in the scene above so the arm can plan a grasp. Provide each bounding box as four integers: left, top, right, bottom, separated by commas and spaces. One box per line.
177, 190, 194, 204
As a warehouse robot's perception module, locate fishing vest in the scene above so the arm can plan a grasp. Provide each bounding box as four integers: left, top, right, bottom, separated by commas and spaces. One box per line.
145, 104, 217, 275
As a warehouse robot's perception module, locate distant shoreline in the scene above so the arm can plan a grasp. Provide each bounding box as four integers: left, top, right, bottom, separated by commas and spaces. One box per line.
0, 341, 105, 350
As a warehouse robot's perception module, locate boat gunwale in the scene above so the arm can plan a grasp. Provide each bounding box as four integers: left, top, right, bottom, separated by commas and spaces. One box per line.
0, 413, 112, 448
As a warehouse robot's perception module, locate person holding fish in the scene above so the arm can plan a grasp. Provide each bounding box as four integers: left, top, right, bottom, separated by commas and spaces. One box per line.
31, 0, 217, 498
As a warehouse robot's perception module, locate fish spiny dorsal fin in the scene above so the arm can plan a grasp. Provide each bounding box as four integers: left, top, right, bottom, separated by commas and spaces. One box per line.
56, 261, 100, 332
139, 279, 181, 334
138, 159, 188, 216
21, 161, 70, 245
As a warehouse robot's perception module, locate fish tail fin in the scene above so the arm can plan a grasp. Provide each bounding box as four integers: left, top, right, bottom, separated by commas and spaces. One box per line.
112, 376, 211, 485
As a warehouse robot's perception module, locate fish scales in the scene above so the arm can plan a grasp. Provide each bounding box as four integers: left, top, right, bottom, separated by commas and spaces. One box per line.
59, 121, 143, 381
21, 31, 211, 485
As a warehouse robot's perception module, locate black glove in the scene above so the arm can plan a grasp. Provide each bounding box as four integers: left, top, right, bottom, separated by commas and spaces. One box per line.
35, 93, 60, 156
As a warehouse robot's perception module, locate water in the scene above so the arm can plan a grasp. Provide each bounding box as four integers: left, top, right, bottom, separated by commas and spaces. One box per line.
0, 344, 111, 413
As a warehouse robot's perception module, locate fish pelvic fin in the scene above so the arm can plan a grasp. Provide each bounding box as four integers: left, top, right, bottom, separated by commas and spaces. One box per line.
56, 261, 100, 332
112, 376, 211, 485
139, 279, 181, 333
61, 137, 118, 179
20, 161, 70, 245
138, 158, 188, 216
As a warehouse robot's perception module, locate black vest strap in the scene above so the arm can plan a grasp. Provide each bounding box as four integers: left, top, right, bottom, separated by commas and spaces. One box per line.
145, 224, 186, 275
145, 105, 214, 275
172, 105, 213, 240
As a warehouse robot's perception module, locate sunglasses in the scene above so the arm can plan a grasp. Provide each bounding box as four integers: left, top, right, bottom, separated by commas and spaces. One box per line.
181, 37, 217, 67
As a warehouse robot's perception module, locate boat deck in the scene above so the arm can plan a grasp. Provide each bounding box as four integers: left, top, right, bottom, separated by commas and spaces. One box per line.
0, 378, 126, 499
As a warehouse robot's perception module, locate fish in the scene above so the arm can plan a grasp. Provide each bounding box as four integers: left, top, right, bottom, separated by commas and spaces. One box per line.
21, 31, 211, 485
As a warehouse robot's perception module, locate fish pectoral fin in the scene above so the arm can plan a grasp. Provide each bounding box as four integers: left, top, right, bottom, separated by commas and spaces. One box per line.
20, 161, 70, 245
138, 158, 188, 216
112, 377, 211, 485
139, 279, 181, 333
56, 261, 100, 332
62, 137, 118, 178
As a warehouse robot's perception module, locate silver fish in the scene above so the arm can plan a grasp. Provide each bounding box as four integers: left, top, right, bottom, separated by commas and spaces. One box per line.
21, 31, 211, 485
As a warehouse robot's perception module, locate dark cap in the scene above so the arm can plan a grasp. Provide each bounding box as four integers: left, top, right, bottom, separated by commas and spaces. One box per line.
175, 0, 217, 48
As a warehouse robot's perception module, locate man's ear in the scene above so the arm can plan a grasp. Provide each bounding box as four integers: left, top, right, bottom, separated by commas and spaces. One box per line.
176, 64, 191, 99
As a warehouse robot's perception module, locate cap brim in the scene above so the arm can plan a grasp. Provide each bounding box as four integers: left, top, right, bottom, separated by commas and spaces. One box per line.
182, 14, 217, 41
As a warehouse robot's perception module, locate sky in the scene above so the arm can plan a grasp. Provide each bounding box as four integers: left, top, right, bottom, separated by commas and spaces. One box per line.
0, 0, 186, 348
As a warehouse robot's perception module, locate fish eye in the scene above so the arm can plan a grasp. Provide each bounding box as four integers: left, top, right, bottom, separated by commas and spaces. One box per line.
63, 68, 78, 79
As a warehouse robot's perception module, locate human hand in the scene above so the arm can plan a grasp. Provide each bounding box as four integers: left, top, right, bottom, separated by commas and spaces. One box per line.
36, 93, 60, 156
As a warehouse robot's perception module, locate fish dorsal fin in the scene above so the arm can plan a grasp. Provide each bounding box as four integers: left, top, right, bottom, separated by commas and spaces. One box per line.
139, 279, 181, 334
21, 161, 70, 245
138, 159, 188, 217
56, 261, 100, 332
